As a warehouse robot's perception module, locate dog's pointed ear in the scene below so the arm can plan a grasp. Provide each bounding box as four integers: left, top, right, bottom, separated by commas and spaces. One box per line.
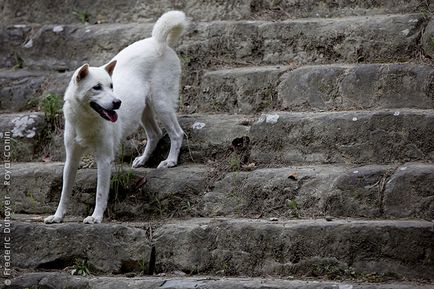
104, 60, 117, 77
76, 63, 89, 83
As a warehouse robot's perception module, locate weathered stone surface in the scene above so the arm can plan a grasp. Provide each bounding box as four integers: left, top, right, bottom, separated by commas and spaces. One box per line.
3, 110, 434, 165
0, 112, 250, 163
0, 0, 252, 24
204, 165, 390, 219
255, 14, 425, 65
6, 272, 434, 289
1, 162, 209, 220
384, 163, 434, 219
205, 163, 434, 219
4, 163, 434, 220
250, 110, 434, 165
0, 14, 425, 71
0, 112, 45, 138
199, 66, 290, 113
3, 63, 434, 115
147, 114, 251, 165
0, 69, 70, 112
0, 23, 153, 71
249, 0, 433, 20
12, 221, 152, 273
154, 218, 434, 280
106, 164, 210, 220
0, 112, 46, 162
9, 219, 434, 280
2, 162, 64, 215
278, 64, 434, 111
2, 0, 434, 286
4, 63, 434, 114
422, 18, 434, 58
1, 0, 430, 24
1, 15, 425, 112
0, 70, 47, 112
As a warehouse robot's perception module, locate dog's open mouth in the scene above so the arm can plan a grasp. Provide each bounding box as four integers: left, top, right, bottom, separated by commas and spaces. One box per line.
90, 101, 118, 123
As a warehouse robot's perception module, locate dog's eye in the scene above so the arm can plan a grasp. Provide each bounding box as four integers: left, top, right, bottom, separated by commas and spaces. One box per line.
110, 83, 113, 89
93, 84, 102, 90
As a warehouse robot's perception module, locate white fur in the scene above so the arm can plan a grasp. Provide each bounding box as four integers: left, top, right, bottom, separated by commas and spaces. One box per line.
44, 11, 188, 224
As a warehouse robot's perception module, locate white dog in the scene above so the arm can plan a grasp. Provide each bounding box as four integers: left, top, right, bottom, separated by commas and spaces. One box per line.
44, 11, 188, 224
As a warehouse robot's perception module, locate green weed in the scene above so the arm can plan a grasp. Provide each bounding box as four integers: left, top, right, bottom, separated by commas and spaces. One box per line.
228, 154, 241, 171
110, 145, 135, 209
288, 198, 300, 218
71, 259, 90, 276
12, 53, 24, 70
73, 10, 90, 24
40, 93, 63, 130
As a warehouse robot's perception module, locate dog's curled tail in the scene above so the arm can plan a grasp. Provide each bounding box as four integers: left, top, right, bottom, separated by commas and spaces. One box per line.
152, 11, 187, 51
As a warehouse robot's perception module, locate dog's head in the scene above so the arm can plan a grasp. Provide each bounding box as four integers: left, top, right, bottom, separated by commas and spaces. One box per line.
69, 60, 121, 123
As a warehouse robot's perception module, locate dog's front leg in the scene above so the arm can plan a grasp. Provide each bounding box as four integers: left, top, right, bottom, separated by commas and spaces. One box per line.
44, 142, 83, 224
83, 156, 112, 224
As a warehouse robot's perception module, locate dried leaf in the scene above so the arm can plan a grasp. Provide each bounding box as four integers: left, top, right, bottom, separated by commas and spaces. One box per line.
288, 172, 299, 180
42, 155, 52, 162
134, 176, 147, 189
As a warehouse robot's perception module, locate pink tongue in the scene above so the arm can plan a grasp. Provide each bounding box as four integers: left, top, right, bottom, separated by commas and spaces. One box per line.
103, 110, 118, 123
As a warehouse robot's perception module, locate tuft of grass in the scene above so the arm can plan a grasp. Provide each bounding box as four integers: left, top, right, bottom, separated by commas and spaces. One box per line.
40, 93, 63, 129
288, 198, 300, 218
111, 169, 134, 197
180, 200, 193, 214
25, 97, 40, 110
25, 191, 38, 208
71, 259, 90, 276
34, 93, 63, 161
138, 257, 147, 275
180, 55, 191, 66
228, 154, 241, 172
12, 53, 24, 70
73, 10, 90, 24
110, 145, 135, 210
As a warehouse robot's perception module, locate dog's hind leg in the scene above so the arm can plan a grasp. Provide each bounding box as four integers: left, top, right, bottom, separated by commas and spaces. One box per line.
154, 104, 184, 169
132, 104, 163, 168
44, 141, 83, 224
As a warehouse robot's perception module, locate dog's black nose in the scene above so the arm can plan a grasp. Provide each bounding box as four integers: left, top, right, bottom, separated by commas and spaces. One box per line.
112, 99, 122, 110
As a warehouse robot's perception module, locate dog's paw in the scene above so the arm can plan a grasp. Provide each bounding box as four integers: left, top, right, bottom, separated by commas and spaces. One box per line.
44, 215, 63, 224
157, 159, 177, 169
83, 215, 102, 224
132, 156, 146, 168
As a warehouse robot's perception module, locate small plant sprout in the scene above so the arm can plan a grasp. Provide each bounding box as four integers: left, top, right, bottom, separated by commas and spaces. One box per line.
288, 198, 300, 218
40, 93, 63, 130
73, 10, 91, 24
71, 259, 90, 276
228, 154, 241, 171
12, 53, 24, 70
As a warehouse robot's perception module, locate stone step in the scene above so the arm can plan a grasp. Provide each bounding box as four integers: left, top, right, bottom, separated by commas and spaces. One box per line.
6, 273, 434, 289
0, 112, 250, 163
3, 62, 434, 114
0, 112, 52, 162
0, 69, 70, 112
3, 162, 433, 220
199, 63, 434, 114
250, 109, 434, 165
9, 217, 434, 280
1, 14, 426, 72
2, 14, 428, 110
1, 109, 433, 164
1, 0, 431, 24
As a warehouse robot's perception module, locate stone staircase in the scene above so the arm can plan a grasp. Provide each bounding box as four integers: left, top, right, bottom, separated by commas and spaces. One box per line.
1, 1, 434, 288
